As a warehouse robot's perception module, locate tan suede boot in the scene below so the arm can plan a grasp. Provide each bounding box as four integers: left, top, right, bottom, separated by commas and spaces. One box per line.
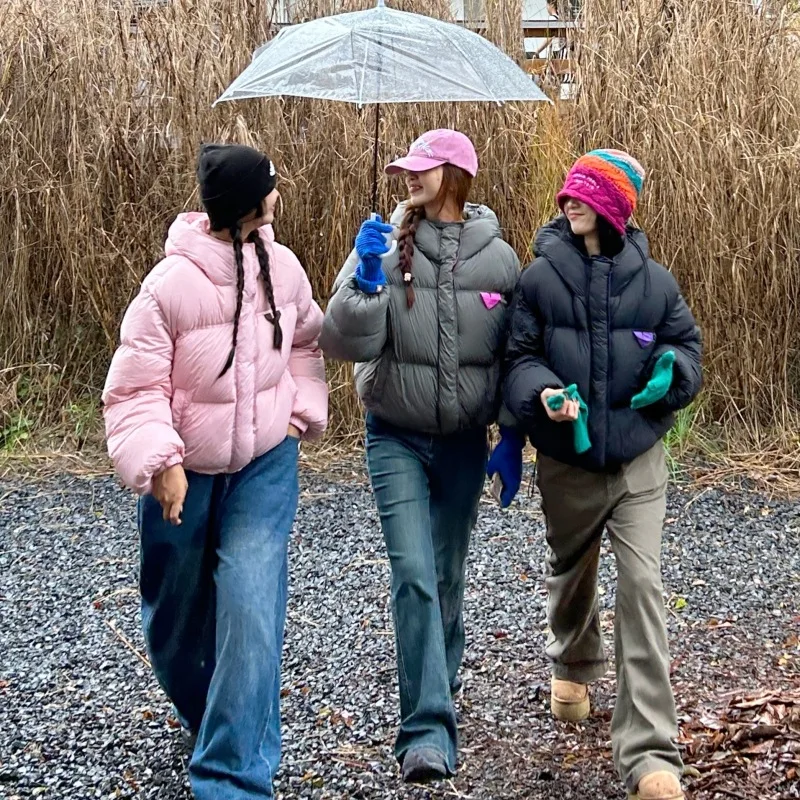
550, 677, 590, 721
628, 771, 685, 800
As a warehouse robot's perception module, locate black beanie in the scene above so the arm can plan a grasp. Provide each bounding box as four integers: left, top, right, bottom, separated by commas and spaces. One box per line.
197, 143, 277, 231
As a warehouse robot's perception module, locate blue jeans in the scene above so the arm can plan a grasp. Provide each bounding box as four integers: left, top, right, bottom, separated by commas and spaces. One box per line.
138, 436, 300, 800
365, 414, 488, 774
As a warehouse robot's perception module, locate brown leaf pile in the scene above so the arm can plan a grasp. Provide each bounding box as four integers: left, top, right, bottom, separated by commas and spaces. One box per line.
681, 690, 800, 798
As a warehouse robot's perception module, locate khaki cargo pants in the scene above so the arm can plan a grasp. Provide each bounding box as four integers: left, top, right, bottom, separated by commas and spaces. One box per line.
536, 442, 684, 791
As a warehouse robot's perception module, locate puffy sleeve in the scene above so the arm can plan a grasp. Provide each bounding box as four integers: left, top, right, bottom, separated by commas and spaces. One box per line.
318, 248, 391, 363
287, 269, 329, 440
649, 283, 703, 413
101, 284, 184, 495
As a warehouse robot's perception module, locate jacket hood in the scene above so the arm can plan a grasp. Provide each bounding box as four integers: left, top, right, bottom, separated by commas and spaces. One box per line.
388, 201, 503, 262
533, 214, 652, 297
164, 211, 276, 285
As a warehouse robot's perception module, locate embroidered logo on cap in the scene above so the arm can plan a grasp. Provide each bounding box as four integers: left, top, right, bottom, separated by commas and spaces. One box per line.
410, 137, 434, 157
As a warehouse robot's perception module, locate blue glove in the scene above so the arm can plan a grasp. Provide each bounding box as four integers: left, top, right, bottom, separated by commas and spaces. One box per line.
486, 426, 525, 508
354, 216, 394, 294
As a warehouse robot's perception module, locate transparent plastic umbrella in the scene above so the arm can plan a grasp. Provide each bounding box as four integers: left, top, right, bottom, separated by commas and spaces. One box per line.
214, 0, 549, 209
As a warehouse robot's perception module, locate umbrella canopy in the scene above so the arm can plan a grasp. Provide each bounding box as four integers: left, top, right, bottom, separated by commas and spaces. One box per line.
215, 1, 548, 106
214, 1, 549, 210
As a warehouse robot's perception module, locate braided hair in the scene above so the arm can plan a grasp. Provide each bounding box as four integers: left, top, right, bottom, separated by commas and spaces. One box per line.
396, 164, 473, 310
397, 205, 424, 309
219, 220, 246, 378
249, 229, 283, 350
217, 202, 283, 378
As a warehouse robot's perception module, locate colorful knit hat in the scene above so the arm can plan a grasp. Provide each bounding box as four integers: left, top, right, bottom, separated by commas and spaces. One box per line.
557, 149, 645, 236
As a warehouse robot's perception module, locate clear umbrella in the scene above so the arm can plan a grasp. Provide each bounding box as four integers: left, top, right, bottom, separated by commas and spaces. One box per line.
215, 0, 549, 208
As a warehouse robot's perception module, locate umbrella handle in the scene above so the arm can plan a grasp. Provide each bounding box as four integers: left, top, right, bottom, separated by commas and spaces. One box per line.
370, 212, 397, 260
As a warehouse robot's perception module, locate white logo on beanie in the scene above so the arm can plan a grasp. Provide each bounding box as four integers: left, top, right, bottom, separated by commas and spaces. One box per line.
269, 161, 276, 176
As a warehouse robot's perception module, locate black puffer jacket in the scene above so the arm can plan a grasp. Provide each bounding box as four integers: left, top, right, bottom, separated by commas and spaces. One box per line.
503, 216, 703, 472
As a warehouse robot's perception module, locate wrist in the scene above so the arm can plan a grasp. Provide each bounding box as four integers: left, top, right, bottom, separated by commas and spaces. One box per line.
355, 260, 385, 294
498, 425, 525, 448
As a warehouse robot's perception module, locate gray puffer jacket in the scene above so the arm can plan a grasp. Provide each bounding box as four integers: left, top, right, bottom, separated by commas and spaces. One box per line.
320, 203, 520, 434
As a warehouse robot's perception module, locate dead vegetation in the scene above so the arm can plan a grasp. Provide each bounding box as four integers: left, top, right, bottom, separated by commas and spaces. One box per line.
0, 0, 798, 477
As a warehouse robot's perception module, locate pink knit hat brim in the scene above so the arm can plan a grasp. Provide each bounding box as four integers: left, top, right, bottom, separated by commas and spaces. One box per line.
557, 164, 635, 236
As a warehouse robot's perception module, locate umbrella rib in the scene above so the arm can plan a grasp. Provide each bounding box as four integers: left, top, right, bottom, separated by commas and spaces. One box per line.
355, 27, 366, 106
434, 24, 499, 103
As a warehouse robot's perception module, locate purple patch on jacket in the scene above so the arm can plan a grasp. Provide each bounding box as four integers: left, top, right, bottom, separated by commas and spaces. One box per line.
633, 330, 655, 348
480, 292, 503, 310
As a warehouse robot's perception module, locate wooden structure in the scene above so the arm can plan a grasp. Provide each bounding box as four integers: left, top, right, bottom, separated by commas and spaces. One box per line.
465, 18, 578, 76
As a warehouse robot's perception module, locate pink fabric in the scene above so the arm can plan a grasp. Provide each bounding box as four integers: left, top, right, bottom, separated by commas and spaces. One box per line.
557, 165, 632, 236
385, 129, 479, 177
102, 212, 328, 495
480, 292, 502, 309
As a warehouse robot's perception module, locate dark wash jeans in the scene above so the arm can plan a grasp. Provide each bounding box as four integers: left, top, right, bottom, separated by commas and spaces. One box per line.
365, 413, 488, 773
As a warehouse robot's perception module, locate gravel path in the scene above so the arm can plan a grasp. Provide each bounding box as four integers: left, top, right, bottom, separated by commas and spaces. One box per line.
1, 464, 799, 800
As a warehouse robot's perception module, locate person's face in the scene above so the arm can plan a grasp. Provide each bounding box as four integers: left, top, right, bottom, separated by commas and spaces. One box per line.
262, 188, 280, 224
405, 167, 444, 207
240, 188, 280, 235
563, 197, 598, 237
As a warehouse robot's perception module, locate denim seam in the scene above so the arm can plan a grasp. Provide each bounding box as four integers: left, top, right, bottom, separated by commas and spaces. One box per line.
393, 603, 414, 717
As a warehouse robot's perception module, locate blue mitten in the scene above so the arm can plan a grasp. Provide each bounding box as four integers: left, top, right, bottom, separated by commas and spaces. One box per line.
354, 216, 394, 294
486, 426, 525, 508
631, 351, 676, 410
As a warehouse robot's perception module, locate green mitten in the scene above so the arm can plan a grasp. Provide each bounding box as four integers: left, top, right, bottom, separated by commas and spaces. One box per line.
631, 351, 676, 410
547, 384, 592, 455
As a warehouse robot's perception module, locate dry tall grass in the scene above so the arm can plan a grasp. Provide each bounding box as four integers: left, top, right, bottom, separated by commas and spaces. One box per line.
2, 0, 799, 464
0, 0, 568, 447
575, 0, 800, 465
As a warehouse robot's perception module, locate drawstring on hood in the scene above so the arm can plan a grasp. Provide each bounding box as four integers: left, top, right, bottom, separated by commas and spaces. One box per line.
629, 235, 652, 297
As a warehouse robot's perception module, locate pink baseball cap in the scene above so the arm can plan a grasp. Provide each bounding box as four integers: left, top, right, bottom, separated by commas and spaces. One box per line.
385, 129, 479, 177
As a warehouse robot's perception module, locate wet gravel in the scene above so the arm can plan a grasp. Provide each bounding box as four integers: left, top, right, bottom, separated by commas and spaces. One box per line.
1, 464, 798, 799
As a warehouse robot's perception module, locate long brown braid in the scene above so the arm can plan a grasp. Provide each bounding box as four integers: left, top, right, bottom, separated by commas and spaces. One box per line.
248, 229, 283, 350
219, 220, 246, 378
397, 205, 424, 309
396, 164, 473, 310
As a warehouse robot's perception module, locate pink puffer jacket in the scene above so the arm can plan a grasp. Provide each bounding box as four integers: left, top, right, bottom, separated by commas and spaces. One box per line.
102, 212, 328, 495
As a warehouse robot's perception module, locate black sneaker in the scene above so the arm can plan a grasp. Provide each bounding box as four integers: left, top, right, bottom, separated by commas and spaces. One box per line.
401, 747, 449, 784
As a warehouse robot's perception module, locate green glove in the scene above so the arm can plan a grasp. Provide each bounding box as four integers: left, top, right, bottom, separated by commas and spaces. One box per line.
547, 384, 592, 454
631, 350, 676, 410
